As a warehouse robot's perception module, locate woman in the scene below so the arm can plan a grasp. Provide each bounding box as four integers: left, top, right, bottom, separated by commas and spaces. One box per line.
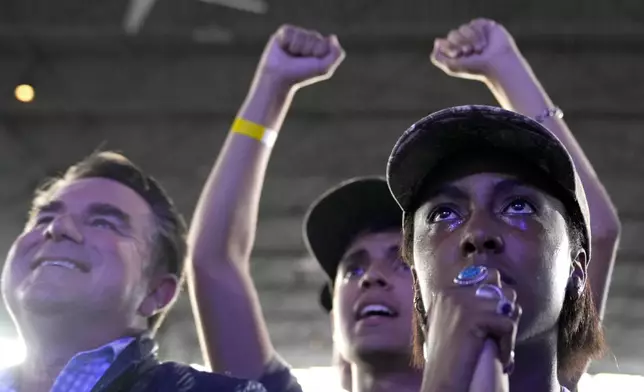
386, 104, 607, 391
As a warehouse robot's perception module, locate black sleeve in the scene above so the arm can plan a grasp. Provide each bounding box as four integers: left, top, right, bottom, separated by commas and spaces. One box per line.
257, 356, 303, 392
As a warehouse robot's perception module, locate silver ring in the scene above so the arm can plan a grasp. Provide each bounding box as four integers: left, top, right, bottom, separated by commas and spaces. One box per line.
475, 284, 514, 316
475, 284, 503, 300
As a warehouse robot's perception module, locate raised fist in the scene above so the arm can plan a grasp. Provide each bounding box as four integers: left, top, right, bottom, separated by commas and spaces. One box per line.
430, 19, 519, 82
257, 25, 345, 89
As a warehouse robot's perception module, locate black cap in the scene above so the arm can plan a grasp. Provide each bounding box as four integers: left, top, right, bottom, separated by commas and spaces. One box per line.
303, 177, 402, 312
386, 105, 591, 260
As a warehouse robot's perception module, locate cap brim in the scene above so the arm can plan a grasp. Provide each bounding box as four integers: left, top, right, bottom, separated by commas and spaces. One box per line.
386, 105, 591, 259
304, 177, 402, 311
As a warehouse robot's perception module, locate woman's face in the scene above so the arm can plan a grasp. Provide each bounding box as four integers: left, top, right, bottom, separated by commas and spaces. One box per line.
411, 169, 586, 342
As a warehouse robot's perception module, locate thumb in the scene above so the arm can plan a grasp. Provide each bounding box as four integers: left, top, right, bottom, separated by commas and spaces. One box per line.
320, 34, 345, 73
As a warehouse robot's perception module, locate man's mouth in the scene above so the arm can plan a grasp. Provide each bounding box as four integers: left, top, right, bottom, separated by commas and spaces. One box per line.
356, 304, 398, 320
33, 259, 89, 273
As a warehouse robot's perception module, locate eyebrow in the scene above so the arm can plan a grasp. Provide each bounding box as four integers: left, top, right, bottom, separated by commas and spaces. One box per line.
341, 249, 368, 264
31, 200, 132, 228
493, 178, 533, 195
425, 184, 469, 202
35, 200, 65, 214
86, 203, 131, 226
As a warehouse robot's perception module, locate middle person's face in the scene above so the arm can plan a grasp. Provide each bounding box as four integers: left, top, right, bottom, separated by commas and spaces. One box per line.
332, 229, 414, 362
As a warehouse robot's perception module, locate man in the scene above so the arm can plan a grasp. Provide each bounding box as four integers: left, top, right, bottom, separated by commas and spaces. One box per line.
0, 152, 266, 392
186, 24, 422, 392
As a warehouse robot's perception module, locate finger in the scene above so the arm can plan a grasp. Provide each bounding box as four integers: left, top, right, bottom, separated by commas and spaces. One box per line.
301, 31, 324, 57
312, 36, 330, 58
276, 25, 295, 51
446, 29, 472, 56
458, 24, 484, 53
433, 38, 461, 59
471, 18, 496, 46
470, 312, 515, 340
482, 267, 503, 287
498, 305, 520, 372
287, 28, 307, 55
472, 313, 517, 366
321, 35, 345, 72
500, 286, 518, 304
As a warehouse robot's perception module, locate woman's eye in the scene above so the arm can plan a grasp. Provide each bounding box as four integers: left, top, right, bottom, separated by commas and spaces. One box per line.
502, 199, 536, 215
428, 207, 460, 223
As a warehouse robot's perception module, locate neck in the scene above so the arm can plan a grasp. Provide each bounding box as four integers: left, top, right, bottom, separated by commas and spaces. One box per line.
351, 353, 422, 392
510, 331, 561, 392
16, 313, 139, 388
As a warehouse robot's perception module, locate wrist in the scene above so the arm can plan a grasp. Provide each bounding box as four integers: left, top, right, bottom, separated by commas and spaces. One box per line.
251, 71, 298, 97
483, 51, 532, 88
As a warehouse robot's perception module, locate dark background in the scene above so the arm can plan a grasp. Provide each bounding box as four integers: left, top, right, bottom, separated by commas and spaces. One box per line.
0, 0, 642, 375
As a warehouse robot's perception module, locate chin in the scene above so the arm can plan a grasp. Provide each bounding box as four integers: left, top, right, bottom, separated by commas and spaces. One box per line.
18, 290, 81, 315
352, 342, 411, 360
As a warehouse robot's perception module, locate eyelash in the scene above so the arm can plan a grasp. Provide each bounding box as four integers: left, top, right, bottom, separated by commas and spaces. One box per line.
427, 198, 537, 223
32, 215, 118, 231
89, 218, 118, 231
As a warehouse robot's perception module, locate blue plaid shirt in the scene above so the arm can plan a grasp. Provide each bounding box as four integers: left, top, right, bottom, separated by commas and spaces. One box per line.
0, 337, 134, 392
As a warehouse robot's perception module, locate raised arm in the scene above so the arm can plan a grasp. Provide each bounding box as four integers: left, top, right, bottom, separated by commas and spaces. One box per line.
430, 19, 621, 318
187, 25, 344, 381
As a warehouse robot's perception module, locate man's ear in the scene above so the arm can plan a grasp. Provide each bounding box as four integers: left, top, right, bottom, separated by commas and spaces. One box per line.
138, 273, 179, 318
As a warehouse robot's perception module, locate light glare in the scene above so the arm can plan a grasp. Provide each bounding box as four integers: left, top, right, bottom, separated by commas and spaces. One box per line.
14, 84, 35, 103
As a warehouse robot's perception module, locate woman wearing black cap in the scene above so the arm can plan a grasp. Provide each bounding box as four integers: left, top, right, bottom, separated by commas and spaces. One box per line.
386, 105, 607, 392
429, 19, 621, 388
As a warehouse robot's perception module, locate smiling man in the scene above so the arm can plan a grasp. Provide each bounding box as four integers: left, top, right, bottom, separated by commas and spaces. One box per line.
0, 152, 266, 392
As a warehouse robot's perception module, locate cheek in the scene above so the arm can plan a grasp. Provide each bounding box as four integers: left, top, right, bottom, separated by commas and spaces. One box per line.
411, 232, 451, 306
506, 218, 570, 301
88, 235, 148, 290
2, 231, 42, 283
333, 282, 357, 332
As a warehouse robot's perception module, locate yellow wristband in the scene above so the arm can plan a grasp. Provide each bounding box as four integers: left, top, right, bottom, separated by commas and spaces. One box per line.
231, 117, 277, 148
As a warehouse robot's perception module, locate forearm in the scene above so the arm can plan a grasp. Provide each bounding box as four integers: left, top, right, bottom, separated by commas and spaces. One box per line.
187, 74, 295, 377
485, 52, 620, 235
189, 74, 294, 269
484, 53, 620, 314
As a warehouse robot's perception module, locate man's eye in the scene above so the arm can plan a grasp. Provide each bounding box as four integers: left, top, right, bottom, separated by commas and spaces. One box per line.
34, 216, 54, 226
89, 218, 117, 230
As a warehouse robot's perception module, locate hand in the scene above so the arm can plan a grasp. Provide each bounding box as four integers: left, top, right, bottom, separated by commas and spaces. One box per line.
430, 19, 520, 82
422, 268, 520, 390
256, 25, 345, 90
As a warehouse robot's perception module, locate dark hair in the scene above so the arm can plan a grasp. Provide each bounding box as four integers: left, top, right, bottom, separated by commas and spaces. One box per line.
30, 151, 187, 332
402, 211, 606, 380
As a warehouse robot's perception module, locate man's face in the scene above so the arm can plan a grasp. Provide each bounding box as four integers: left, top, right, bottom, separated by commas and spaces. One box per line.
332, 229, 414, 362
2, 177, 158, 329
411, 170, 584, 341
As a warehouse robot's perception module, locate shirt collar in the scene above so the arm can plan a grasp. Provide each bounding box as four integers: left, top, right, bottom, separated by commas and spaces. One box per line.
0, 336, 136, 388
